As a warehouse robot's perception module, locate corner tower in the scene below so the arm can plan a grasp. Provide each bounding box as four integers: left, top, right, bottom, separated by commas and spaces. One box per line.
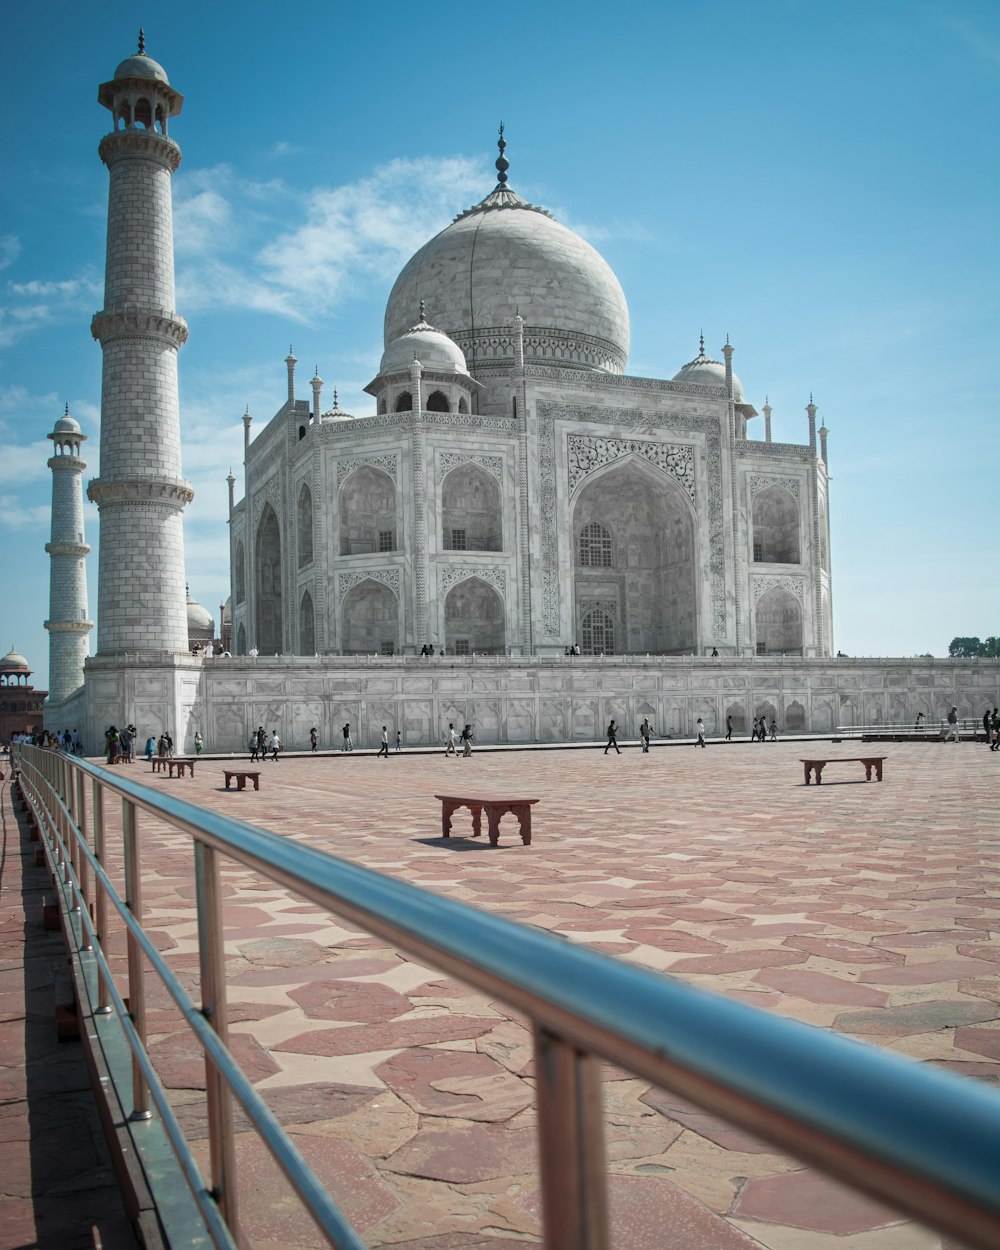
87, 32, 193, 655
45, 406, 93, 701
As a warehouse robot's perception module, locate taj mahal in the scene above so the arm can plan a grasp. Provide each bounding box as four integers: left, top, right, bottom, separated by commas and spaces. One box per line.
40, 37, 998, 751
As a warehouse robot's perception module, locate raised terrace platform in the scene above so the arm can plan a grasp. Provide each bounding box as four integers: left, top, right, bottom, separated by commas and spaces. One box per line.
3, 740, 998, 1248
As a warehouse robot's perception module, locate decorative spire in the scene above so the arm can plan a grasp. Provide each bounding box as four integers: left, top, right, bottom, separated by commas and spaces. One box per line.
285, 344, 296, 360
64, 402, 70, 417
137, 28, 145, 55
495, 122, 509, 186
419, 298, 426, 321
699, 331, 704, 357
333, 388, 339, 408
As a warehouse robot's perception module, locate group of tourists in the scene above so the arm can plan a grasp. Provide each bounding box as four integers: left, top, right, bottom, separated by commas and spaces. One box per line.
248, 726, 282, 761
103, 724, 139, 763
444, 723, 475, 756
983, 707, 999, 751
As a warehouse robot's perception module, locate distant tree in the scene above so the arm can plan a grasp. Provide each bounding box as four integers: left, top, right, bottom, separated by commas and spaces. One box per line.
948, 637, 983, 657
983, 637, 1000, 658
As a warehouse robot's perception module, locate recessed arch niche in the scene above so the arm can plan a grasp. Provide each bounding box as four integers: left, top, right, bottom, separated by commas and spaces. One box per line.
441, 463, 502, 552
342, 580, 399, 655
755, 587, 803, 654
339, 466, 396, 556
444, 577, 505, 654
572, 459, 696, 654
236, 623, 246, 656
234, 541, 246, 604
255, 504, 283, 654
297, 482, 313, 567
752, 486, 800, 564
299, 590, 315, 655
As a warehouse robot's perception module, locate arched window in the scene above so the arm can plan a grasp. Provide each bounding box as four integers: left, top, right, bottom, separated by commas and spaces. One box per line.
578, 521, 612, 567
297, 483, 313, 567
581, 607, 614, 655
442, 464, 502, 551
752, 486, 800, 564
785, 700, 806, 731
340, 466, 396, 556
726, 703, 747, 734
134, 97, 152, 129
426, 390, 450, 412
394, 391, 412, 412
512, 395, 518, 419
342, 580, 399, 655
299, 590, 315, 655
754, 588, 803, 655
458, 397, 469, 414
234, 541, 246, 604
444, 577, 505, 655
236, 624, 246, 656
255, 505, 283, 654
298, 425, 307, 440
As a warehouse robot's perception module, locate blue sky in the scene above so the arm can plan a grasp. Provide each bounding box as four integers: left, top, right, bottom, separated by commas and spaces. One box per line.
1, 0, 997, 688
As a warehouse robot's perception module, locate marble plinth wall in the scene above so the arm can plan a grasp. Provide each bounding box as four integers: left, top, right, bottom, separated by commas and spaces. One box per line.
64, 656, 1000, 756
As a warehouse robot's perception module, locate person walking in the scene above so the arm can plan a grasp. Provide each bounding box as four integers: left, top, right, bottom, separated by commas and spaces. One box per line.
269, 730, 281, 761
256, 726, 266, 760
193, 731, 203, 755
377, 726, 389, 758
725, 714, 732, 741
604, 719, 620, 755
914, 711, 925, 732
769, 718, 778, 742
444, 723, 458, 756
757, 716, 767, 743
461, 724, 475, 757
984, 708, 992, 745
144, 734, 156, 762
946, 706, 960, 743
395, 728, 402, 752
991, 708, 1000, 752
342, 723, 353, 751
309, 727, 318, 752
695, 717, 706, 747
639, 718, 653, 753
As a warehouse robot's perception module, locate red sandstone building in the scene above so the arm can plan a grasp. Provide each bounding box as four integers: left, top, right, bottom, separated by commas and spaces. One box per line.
0, 649, 47, 742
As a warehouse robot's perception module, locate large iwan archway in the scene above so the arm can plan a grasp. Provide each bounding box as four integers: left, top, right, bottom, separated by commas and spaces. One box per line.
339, 467, 396, 556
755, 587, 803, 654
255, 505, 283, 654
572, 460, 696, 654
444, 578, 505, 654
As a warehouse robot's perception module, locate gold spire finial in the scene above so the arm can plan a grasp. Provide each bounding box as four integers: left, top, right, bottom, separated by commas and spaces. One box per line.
137, 27, 145, 55
495, 122, 509, 186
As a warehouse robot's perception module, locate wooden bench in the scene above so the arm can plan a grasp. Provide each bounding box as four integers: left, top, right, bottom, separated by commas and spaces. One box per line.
434, 794, 538, 846
151, 757, 169, 773
800, 756, 886, 785
224, 770, 261, 791
164, 758, 195, 778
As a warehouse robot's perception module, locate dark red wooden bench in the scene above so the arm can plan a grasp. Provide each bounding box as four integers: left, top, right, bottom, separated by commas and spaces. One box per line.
800, 756, 886, 785
434, 794, 538, 845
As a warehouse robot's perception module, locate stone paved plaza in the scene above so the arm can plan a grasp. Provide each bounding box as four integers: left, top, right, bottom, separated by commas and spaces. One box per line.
2, 739, 998, 1249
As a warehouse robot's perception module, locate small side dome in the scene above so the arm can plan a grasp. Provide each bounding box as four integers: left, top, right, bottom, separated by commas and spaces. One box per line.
320, 390, 354, 422
672, 341, 745, 403
54, 413, 81, 436
186, 588, 215, 633
378, 312, 470, 378
0, 648, 29, 673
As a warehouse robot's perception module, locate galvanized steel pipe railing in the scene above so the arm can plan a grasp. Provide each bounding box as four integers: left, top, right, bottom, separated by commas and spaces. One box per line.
15, 745, 1000, 1250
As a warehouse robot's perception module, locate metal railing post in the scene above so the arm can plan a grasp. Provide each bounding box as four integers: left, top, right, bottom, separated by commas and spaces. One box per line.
194, 839, 240, 1239
122, 797, 151, 1119
75, 766, 91, 947
92, 778, 111, 1013
534, 1026, 610, 1250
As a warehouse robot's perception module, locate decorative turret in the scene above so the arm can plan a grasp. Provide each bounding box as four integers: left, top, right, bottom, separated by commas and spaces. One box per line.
310, 367, 323, 421
45, 405, 93, 700
87, 32, 193, 654
285, 345, 297, 403
807, 395, 817, 453
762, 396, 773, 443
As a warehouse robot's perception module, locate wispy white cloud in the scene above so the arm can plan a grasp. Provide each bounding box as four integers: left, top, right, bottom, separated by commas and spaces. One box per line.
0, 495, 50, 529
0, 270, 101, 348
173, 155, 485, 320
0, 236, 21, 270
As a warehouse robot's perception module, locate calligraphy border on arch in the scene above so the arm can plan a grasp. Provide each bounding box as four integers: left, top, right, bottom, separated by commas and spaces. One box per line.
752, 575, 805, 604
438, 452, 504, 482
567, 435, 695, 498
336, 454, 399, 488
748, 473, 800, 500
538, 403, 725, 639
337, 568, 400, 602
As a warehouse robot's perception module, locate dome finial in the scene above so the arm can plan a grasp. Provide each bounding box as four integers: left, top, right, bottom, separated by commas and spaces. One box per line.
699, 330, 704, 357
64, 402, 70, 417
333, 388, 339, 408
419, 298, 426, 321
495, 122, 510, 186
137, 27, 145, 55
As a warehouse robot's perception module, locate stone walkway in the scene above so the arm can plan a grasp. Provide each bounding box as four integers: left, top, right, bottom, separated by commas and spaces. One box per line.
3, 739, 998, 1248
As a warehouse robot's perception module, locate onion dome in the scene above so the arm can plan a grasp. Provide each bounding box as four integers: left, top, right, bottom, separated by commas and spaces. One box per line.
384, 128, 629, 374
320, 389, 355, 421
672, 335, 746, 402
0, 648, 29, 673
186, 587, 215, 635
114, 29, 169, 83
54, 408, 81, 436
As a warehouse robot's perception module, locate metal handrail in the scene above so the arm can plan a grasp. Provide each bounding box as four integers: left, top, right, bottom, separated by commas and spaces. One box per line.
15, 745, 1000, 1250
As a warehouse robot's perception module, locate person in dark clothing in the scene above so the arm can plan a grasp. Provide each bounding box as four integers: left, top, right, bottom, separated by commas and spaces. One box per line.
604, 720, 620, 755
377, 726, 389, 758
725, 715, 733, 741
310, 727, 318, 752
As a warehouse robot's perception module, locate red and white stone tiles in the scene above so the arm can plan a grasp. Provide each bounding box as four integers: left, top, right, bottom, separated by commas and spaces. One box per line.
2, 739, 997, 1249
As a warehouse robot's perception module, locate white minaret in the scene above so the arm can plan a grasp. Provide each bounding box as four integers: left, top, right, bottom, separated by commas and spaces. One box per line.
87, 31, 193, 655
45, 405, 93, 701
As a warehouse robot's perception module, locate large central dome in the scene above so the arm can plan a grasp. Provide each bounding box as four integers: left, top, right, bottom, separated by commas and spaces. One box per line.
384, 151, 629, 374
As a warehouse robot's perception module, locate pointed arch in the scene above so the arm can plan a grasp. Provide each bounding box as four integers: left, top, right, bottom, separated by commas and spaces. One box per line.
580, 605, 614, 655
234, 540, 246, 604
339, 466, 396, 556
394, 390, 412, 412
752, 486, 800, 564
236, 623, 247, 656
342, 580, 399, 655
755, 587, 802, 655
426, 390, 450, 412
441, 463, 502, 551
299, 589, 315, 655
572, 456, 696, 654
297, 482, 313, 567
255, 504, 283, 654
444, 577, 505, 654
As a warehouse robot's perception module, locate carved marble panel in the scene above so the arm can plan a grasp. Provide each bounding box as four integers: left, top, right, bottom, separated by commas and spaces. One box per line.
337, 569, 400, 601
567, 435, 695, 499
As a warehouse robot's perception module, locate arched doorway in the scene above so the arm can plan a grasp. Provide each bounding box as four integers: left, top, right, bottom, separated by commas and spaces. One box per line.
236, 624, 246, 655
572, 460, 696, 653
342, 580, 399, 655
339, 467, 396, 556
297, 483, 313, 566
444, 578, 505, 654
234, 541, 245, 604
752, 486, 800, 564
255, 505, 283, 654
755, 587, 802, 654
441, 464, 502, 551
